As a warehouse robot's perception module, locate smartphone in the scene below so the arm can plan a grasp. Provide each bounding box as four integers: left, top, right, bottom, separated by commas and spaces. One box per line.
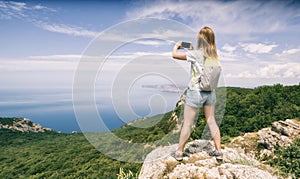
181, 42, 191, 49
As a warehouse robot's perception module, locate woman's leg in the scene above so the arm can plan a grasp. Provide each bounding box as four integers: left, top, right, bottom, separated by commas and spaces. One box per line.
204, 105, 221, 152
177, 103, 198, 152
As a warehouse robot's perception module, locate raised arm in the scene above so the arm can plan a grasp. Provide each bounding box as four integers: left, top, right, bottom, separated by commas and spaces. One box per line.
172, 42, 187, 60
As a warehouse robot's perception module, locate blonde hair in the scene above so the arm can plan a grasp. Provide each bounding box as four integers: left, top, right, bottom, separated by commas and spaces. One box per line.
197, 26, 218, 59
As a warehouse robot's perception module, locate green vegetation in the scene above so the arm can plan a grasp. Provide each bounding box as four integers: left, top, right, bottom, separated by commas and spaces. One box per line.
0, 84, 299, 178
0, 117, 23, 125
268, 138, 300, 178
191, 84, 300, 142
0, 129, 140, 178
113, 111, 176, 143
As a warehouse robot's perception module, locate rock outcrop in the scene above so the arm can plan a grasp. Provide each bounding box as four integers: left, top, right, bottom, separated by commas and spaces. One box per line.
139, 119, 300, 178
139, 141, 277, 179
229, 119, 300, 159
0, 118, 52, 133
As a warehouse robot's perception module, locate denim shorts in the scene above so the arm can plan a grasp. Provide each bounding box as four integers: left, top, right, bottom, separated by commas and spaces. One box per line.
185, 89, 216, 108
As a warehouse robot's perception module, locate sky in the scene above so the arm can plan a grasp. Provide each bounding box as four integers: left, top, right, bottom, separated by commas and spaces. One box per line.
0, 0, 299, 132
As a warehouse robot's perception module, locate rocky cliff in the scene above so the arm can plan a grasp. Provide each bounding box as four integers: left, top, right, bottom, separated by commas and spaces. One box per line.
0, 117, 52, 133
139, 119, 300, 179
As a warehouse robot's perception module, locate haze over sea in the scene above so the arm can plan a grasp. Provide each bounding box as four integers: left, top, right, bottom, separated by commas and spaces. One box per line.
0, 86, 183, 133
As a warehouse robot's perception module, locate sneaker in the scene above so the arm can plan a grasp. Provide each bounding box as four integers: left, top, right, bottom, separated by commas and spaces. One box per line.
172, 151, 183, 161
184, 148, 191, 154
209, 150, 223, 162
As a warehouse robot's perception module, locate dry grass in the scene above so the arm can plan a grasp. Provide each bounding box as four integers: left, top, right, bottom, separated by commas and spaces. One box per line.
227, 132, 259, 154
183, 154, 208, 164
163, 160, 179, 175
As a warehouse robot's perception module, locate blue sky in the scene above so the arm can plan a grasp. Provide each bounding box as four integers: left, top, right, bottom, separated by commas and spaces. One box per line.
0, 0, 299, 132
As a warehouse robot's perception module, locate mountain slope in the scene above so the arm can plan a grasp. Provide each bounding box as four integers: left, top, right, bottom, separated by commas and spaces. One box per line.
0, 129, 141, 178
0, 84, 299, 178
0, 117, 52, 133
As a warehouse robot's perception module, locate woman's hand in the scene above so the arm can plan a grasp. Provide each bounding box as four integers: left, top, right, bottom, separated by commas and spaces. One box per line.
189, 44, 194, 50
173, 41, 181, 51
175, 41, 182, 49
172, 41, 187, 60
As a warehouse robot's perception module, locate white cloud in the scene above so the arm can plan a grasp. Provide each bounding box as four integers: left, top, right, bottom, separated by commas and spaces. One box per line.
29, 54, 82, 61
0, 1, 55, 19
226, 63, 300, 79
0, 1, 26, 19
9, 1, 26, 11
134, 39, 167, 46
281, 48, 300, 55
94, 24, 194, 44
118, 51, 171, 58
0, 1, 96, 39
38, 23, 99, 38
33, 4, 48, 10
222, 44, 237, 52
258, 63, 300, 78
0, 2, 7, 8
0, 57, 78, 72
226, 71, 256, 78
28, 54, 105, 65
276, 47, 300, 61
240, 43, 278, 54
218, 50, 241, 62
27, 51, 172, 64
127, 0, 298, 34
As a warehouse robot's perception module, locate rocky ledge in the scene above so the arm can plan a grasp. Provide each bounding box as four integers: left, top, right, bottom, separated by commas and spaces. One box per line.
139, 119, 300, 179
0, 118, 52, 133
229, 119, 300, 159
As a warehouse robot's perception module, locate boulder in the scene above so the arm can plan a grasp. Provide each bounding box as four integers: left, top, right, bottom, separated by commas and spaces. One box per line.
0, 118, 52, 133
139, 119, 300, 178
139, 140, 277, 179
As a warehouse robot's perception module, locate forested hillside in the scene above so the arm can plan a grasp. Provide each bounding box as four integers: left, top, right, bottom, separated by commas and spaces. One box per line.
0, 84, 299, 178
0, 130, 140, 178
192, 84, 299, 141
114, 84, 299, 144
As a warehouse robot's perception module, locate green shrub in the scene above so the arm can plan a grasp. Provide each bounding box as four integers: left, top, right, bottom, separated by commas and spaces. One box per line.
268, 138, 300, 178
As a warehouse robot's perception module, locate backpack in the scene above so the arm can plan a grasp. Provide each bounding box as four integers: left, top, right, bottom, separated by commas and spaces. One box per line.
187, 50, 222, 91
199, 57, 222, 91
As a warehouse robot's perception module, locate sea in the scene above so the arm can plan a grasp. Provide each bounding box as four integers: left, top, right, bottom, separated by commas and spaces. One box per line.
0, 86, 183, 133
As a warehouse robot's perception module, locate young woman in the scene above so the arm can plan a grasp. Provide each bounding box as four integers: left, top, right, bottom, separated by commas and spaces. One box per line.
172, 26, 223, 162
